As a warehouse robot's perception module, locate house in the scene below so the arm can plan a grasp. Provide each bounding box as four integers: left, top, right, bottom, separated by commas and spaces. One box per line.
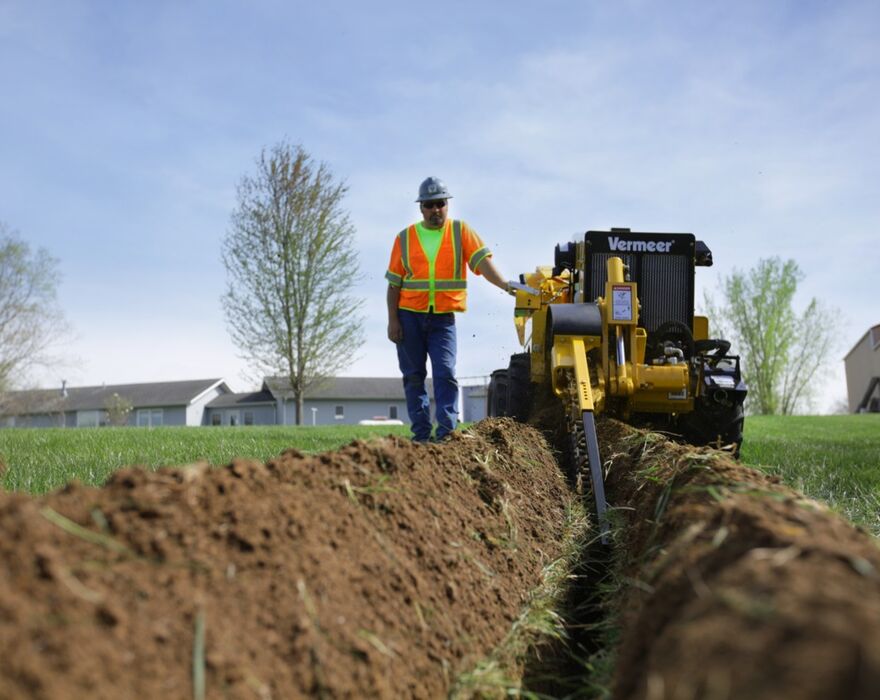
844, 324, 880, 413
0, 379, 229, 428
213, 376, 430, 426
203, 388, 277, 426
1, 375, 491, 428
461, 382, 489, 422
206, 376, 496, 426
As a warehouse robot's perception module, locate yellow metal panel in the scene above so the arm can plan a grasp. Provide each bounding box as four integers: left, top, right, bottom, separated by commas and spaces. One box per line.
514, 315, 527, 346
530, 307, 549, 383
606, 257, 626, 284
516, 288, 542, 309
636, 364, 689, 391
631, 396, 695, 413
634, 327, 647, 364
571, 338, 595, 412
694, 316, 709, 341
550, 338, 575, 398
550, 335, 601, 412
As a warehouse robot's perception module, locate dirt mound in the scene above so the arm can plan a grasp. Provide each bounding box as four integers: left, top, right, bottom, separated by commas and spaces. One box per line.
600, 419, 880, 700
0, 419, 575, 699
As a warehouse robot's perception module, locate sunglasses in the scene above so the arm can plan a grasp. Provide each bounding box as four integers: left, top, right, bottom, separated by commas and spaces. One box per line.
421, 200, 447, 210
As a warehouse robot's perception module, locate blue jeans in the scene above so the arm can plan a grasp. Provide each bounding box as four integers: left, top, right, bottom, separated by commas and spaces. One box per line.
396, 309, 459, 441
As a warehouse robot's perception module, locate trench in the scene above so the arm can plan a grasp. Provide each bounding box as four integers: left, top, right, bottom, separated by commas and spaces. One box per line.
474, 388, 612, 697
4, 417, 880, 699
519, 539, 614, 697
516, 413, 620, 699
520, 415, 880, 700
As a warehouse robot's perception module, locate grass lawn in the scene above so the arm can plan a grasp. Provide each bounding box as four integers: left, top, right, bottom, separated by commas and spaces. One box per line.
0, 424, 410, 494
742, 414, 880, 536
3, 415, 878, 537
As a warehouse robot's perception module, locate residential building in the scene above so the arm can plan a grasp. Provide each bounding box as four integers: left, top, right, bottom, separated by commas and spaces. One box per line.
256, 376, 427, 426
0, 379, 229, 428
844, 324, 880, 413
203, 388, 277, 427
1, 375, 491, 428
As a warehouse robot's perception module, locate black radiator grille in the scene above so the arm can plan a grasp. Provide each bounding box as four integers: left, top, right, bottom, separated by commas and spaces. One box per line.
586, 252, 693, 333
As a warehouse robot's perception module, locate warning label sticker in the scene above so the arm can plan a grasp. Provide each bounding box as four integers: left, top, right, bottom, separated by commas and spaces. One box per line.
612, 285, 633, 321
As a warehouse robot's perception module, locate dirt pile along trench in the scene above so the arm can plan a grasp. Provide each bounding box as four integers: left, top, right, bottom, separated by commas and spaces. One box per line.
5, 410, 880, 700
599, 418, 880, 700
0, 419, 578, 699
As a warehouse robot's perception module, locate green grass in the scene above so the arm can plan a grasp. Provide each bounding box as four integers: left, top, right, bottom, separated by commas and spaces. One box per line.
741, 414, 880, 536
0, 424, 410, 494
4, 415, 879, 538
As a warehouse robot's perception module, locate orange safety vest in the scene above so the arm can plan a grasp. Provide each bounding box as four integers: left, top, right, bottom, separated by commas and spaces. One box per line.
385, 219, 491, 313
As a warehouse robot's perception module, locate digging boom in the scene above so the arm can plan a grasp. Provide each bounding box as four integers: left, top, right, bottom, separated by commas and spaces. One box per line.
489, 228, 748, 537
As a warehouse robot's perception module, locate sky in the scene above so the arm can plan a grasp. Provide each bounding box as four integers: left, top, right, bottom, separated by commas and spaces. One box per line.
1, 0, 877, 413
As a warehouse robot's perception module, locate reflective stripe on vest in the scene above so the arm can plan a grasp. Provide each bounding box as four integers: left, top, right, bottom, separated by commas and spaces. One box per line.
398, 228, 413, 279
401, 279, 467, 290
452, 220, 462, 280
398, 221, 468, 295
469, 245, 490, 271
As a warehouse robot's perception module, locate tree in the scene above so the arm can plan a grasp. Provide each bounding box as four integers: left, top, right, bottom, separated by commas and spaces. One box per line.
703, 257, 840, 415
104, 392, 133, 426
221, 143, 365, 424
0, 223, 69, 391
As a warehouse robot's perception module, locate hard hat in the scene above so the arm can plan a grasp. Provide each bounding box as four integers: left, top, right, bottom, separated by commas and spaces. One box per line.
416, 176, 453, 202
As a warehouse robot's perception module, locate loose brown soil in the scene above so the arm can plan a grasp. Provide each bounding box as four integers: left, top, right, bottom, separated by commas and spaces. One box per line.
4, 413, 880, 700
600, 419, 880, 700
0, 420, 574, 700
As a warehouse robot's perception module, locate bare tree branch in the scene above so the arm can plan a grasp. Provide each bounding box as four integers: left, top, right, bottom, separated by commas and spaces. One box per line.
221, 143, 365, 423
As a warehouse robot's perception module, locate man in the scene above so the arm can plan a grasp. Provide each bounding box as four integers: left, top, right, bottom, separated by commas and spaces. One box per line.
386, 176, 513, 442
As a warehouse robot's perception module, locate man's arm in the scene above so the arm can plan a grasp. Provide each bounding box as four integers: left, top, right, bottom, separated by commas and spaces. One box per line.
387, 285, 403, 343
477, 257, 515, 294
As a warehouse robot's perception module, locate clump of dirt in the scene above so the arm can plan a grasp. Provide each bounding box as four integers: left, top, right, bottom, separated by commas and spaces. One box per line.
0, 419, 574, 699
599, 419, 880, 700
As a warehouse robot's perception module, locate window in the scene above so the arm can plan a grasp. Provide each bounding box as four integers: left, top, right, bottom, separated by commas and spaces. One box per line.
211, 414, 221, 426
137, 409, 164, 427
244, 411, 254, 426
76, 410, 100, 428
228, 412, 239, 427
335, 405, 344, 420
389, 406, 398, 420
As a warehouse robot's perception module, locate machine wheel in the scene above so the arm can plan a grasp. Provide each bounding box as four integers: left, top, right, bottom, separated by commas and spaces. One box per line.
681, 401, 745, 458
506, 353, 532, 422
719, 403, 745, 458
487, 369, 509, 417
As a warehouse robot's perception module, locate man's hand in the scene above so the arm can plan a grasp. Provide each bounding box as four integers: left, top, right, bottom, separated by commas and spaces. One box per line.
387, 318, 403, 343
507, 280, 540, 296
387, 285, 403, 343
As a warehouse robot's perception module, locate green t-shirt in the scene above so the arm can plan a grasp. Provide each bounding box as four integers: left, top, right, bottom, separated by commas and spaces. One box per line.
414, 222, 444, 264
414, 222, 445, 312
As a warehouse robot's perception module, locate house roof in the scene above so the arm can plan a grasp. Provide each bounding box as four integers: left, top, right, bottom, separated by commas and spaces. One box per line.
207, 390, 276, 408
0, 379, 228, 416
844, 324, 880, 361
263, 376, 432, 401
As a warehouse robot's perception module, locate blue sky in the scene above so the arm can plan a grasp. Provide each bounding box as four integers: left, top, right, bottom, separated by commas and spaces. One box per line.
2, 0, 877, 412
